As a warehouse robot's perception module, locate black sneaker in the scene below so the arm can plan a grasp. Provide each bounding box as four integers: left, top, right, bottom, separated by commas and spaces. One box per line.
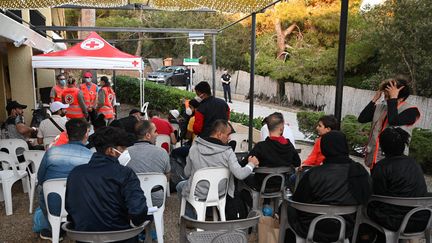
40, 229, 63, 241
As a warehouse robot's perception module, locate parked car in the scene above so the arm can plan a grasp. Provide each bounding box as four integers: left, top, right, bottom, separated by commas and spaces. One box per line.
146, 66, 189, 86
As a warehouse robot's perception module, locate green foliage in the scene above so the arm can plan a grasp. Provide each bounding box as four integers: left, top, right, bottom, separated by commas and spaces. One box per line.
296, 111, 324, 139
230, 112, 264, 131
115, 76, 195, 113
409, 128, 432, 174
365, 0, 432, 97
340, 115, 370, 153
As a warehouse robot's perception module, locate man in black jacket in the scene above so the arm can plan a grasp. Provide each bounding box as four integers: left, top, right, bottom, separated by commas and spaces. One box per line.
288, 131, 371, 242
66, 127, 149, 242
243, 112, 300, 191
367, 127, 428, 233
193, 81, 230, 138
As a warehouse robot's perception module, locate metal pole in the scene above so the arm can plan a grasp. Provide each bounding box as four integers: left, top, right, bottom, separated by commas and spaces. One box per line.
190, 42, 193, 90
334, 0, 349, 122
248, 13, 256, 151
212, 34, 217, 96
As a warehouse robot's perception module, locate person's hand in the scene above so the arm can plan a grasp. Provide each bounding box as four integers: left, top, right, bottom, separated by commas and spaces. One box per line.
248, 155, 259, 167
385, 80, 404, 99
372, 90, 382, 103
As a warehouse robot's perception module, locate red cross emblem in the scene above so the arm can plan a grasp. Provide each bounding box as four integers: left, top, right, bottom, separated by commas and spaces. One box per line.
108, 94, 114, 102
86, 41, 99, 48
81, 38, 105, 50
90, 91, 94, 96
65, 94, 74, 104
132, 60, 139, 67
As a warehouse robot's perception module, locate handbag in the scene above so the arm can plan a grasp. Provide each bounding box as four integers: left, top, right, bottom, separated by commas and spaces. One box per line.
258, 215, 280, 243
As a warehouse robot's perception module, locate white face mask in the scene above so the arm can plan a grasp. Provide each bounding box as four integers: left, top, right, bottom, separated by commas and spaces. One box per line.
194, 96, 202, 103
113, 148, 131, 166
185, 108, 193, 116
85, 78, 92, 83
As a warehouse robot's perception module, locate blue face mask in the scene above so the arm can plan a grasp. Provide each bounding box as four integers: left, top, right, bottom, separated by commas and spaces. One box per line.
59, 79, 66, 86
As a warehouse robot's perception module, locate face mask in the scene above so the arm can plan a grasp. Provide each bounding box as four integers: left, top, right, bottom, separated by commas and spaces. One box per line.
113, 148, 131, 166
194, 96, 202, 103
59, 79, 66, 86
185, 108, 193, 116
85, 78, 92, 83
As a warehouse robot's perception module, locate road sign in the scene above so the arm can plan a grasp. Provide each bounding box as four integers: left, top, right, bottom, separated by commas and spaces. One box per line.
183, 58, 200, 66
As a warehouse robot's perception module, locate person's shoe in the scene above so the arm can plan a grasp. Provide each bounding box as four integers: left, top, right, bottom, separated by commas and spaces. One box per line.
229, 100, 233, 103
40, 229, 63, 241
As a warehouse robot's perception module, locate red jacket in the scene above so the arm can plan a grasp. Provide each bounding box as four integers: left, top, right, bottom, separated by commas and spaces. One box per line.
302, 137, 325, 167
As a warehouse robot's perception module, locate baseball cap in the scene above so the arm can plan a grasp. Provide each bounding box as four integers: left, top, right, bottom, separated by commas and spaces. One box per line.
169, 109, 180, 119
50, 101, 69, 113
83, 72, 92, 78
6, 101, 27, 113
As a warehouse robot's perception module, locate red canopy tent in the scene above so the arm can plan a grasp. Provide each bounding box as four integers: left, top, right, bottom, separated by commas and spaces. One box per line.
32, 32, 146, 110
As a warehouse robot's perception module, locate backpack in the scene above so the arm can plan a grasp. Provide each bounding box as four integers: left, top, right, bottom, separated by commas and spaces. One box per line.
225, 190, 250, 220
169, 152, 187, 191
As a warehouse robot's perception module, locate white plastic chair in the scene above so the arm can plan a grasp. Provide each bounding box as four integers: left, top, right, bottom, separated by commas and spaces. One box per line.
180, 167, 230, 222
352, 195, 432, 243
278, 199, 358, 243
156, 134, 171, 154
229, 133, 249, 152
137, 173, 168, 243
0, 138, 29, 170
43, 178, 68, 243
0, 151, 30, 215
141, 102, 149, 120
24, 150, 45, 213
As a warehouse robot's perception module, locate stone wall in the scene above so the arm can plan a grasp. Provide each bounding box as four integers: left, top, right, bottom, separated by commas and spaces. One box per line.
194, 64, 432, 129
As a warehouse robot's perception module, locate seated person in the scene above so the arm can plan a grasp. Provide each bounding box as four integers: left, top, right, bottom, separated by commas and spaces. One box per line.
66, 127, 150, 239
150, 110, 177, 149
260, 112, 296, 148
5, 100, 35, 140
287, 131, 371, 242
367, 127, 429, 233
37, 102, 68, 148
243, 112, 300, 191
127, 120, 170, 207
176, 120, 259, 218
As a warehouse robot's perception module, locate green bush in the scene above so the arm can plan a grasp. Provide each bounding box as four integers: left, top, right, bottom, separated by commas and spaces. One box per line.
340, 115, 370, 154
115, 75, 195, 113
230, 112, 264, 130
296, 111, 325, 140
410, 128, 432, 174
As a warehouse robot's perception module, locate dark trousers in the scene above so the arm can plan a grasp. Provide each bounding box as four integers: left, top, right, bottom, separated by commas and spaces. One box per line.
222, 84, 231, 102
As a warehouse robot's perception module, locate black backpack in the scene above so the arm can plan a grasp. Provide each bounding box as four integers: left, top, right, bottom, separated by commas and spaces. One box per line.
225, 189, 250, 220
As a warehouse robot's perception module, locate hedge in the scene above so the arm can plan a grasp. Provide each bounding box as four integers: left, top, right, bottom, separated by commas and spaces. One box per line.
297, 111, 432, 174
115, 75, 195, 113
230, 112, 264, 130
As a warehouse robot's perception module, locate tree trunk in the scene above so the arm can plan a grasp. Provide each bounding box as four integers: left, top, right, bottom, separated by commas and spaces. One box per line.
275, 18, 297, 60
79, 9, 95, 39
135, 33, 143, 56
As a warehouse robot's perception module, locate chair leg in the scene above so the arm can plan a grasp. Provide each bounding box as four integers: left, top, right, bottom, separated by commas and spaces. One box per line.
212, 207, 218, 221
154, 211, 164, 243
383, 230, 398, 243
196, 205, 206, 222
179, 197, 186, 224
29, 178, 36, 214
50, 218, 61, 243
3, 181, 13, 215
252, 191, 259, 211
425, 228, 431, 243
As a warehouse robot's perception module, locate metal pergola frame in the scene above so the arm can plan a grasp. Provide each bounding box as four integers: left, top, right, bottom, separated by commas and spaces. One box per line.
33, 0, 349, 149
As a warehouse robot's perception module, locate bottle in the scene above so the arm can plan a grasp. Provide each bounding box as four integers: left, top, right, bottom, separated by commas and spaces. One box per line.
285, 187, 293, 200
262, 204, 273, 216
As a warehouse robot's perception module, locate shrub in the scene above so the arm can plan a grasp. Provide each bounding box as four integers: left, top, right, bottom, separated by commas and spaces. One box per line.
296, 111, 324, 140
230, 112, 264, 130
115, 75, 195, 113
410, 128, 432, 173
340, 115, 370, 155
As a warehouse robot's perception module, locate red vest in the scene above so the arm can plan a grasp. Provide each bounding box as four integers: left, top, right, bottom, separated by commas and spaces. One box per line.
52, 85, 64, 102
62, 87, 85, 119
98, 86, 115, 119
80, 83, 97, 108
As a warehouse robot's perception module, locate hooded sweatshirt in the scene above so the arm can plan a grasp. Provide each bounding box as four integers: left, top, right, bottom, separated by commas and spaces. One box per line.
183, 136, 254, 199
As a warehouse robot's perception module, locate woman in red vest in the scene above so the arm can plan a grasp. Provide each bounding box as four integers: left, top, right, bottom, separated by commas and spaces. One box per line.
97, 76, 116, 124
80, 71, 98, 124
62, 77, 88, 119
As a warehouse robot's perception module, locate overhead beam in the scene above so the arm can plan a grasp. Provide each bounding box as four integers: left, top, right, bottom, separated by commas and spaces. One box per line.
56, 3, 216, 12
35, 26, 219, 34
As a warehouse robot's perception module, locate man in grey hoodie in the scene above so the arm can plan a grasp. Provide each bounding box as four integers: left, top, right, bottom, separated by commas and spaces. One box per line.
176, 119, 259, 217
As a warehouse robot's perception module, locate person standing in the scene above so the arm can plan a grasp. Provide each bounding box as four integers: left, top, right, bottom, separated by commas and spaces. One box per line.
62, 77, 88, 120
50, 74, 67, 103
358, 77, 420, 169
221, 70, 232, 103
97, 76, 116, 124
80, 72, 98, 124
193, 81, 230, 138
